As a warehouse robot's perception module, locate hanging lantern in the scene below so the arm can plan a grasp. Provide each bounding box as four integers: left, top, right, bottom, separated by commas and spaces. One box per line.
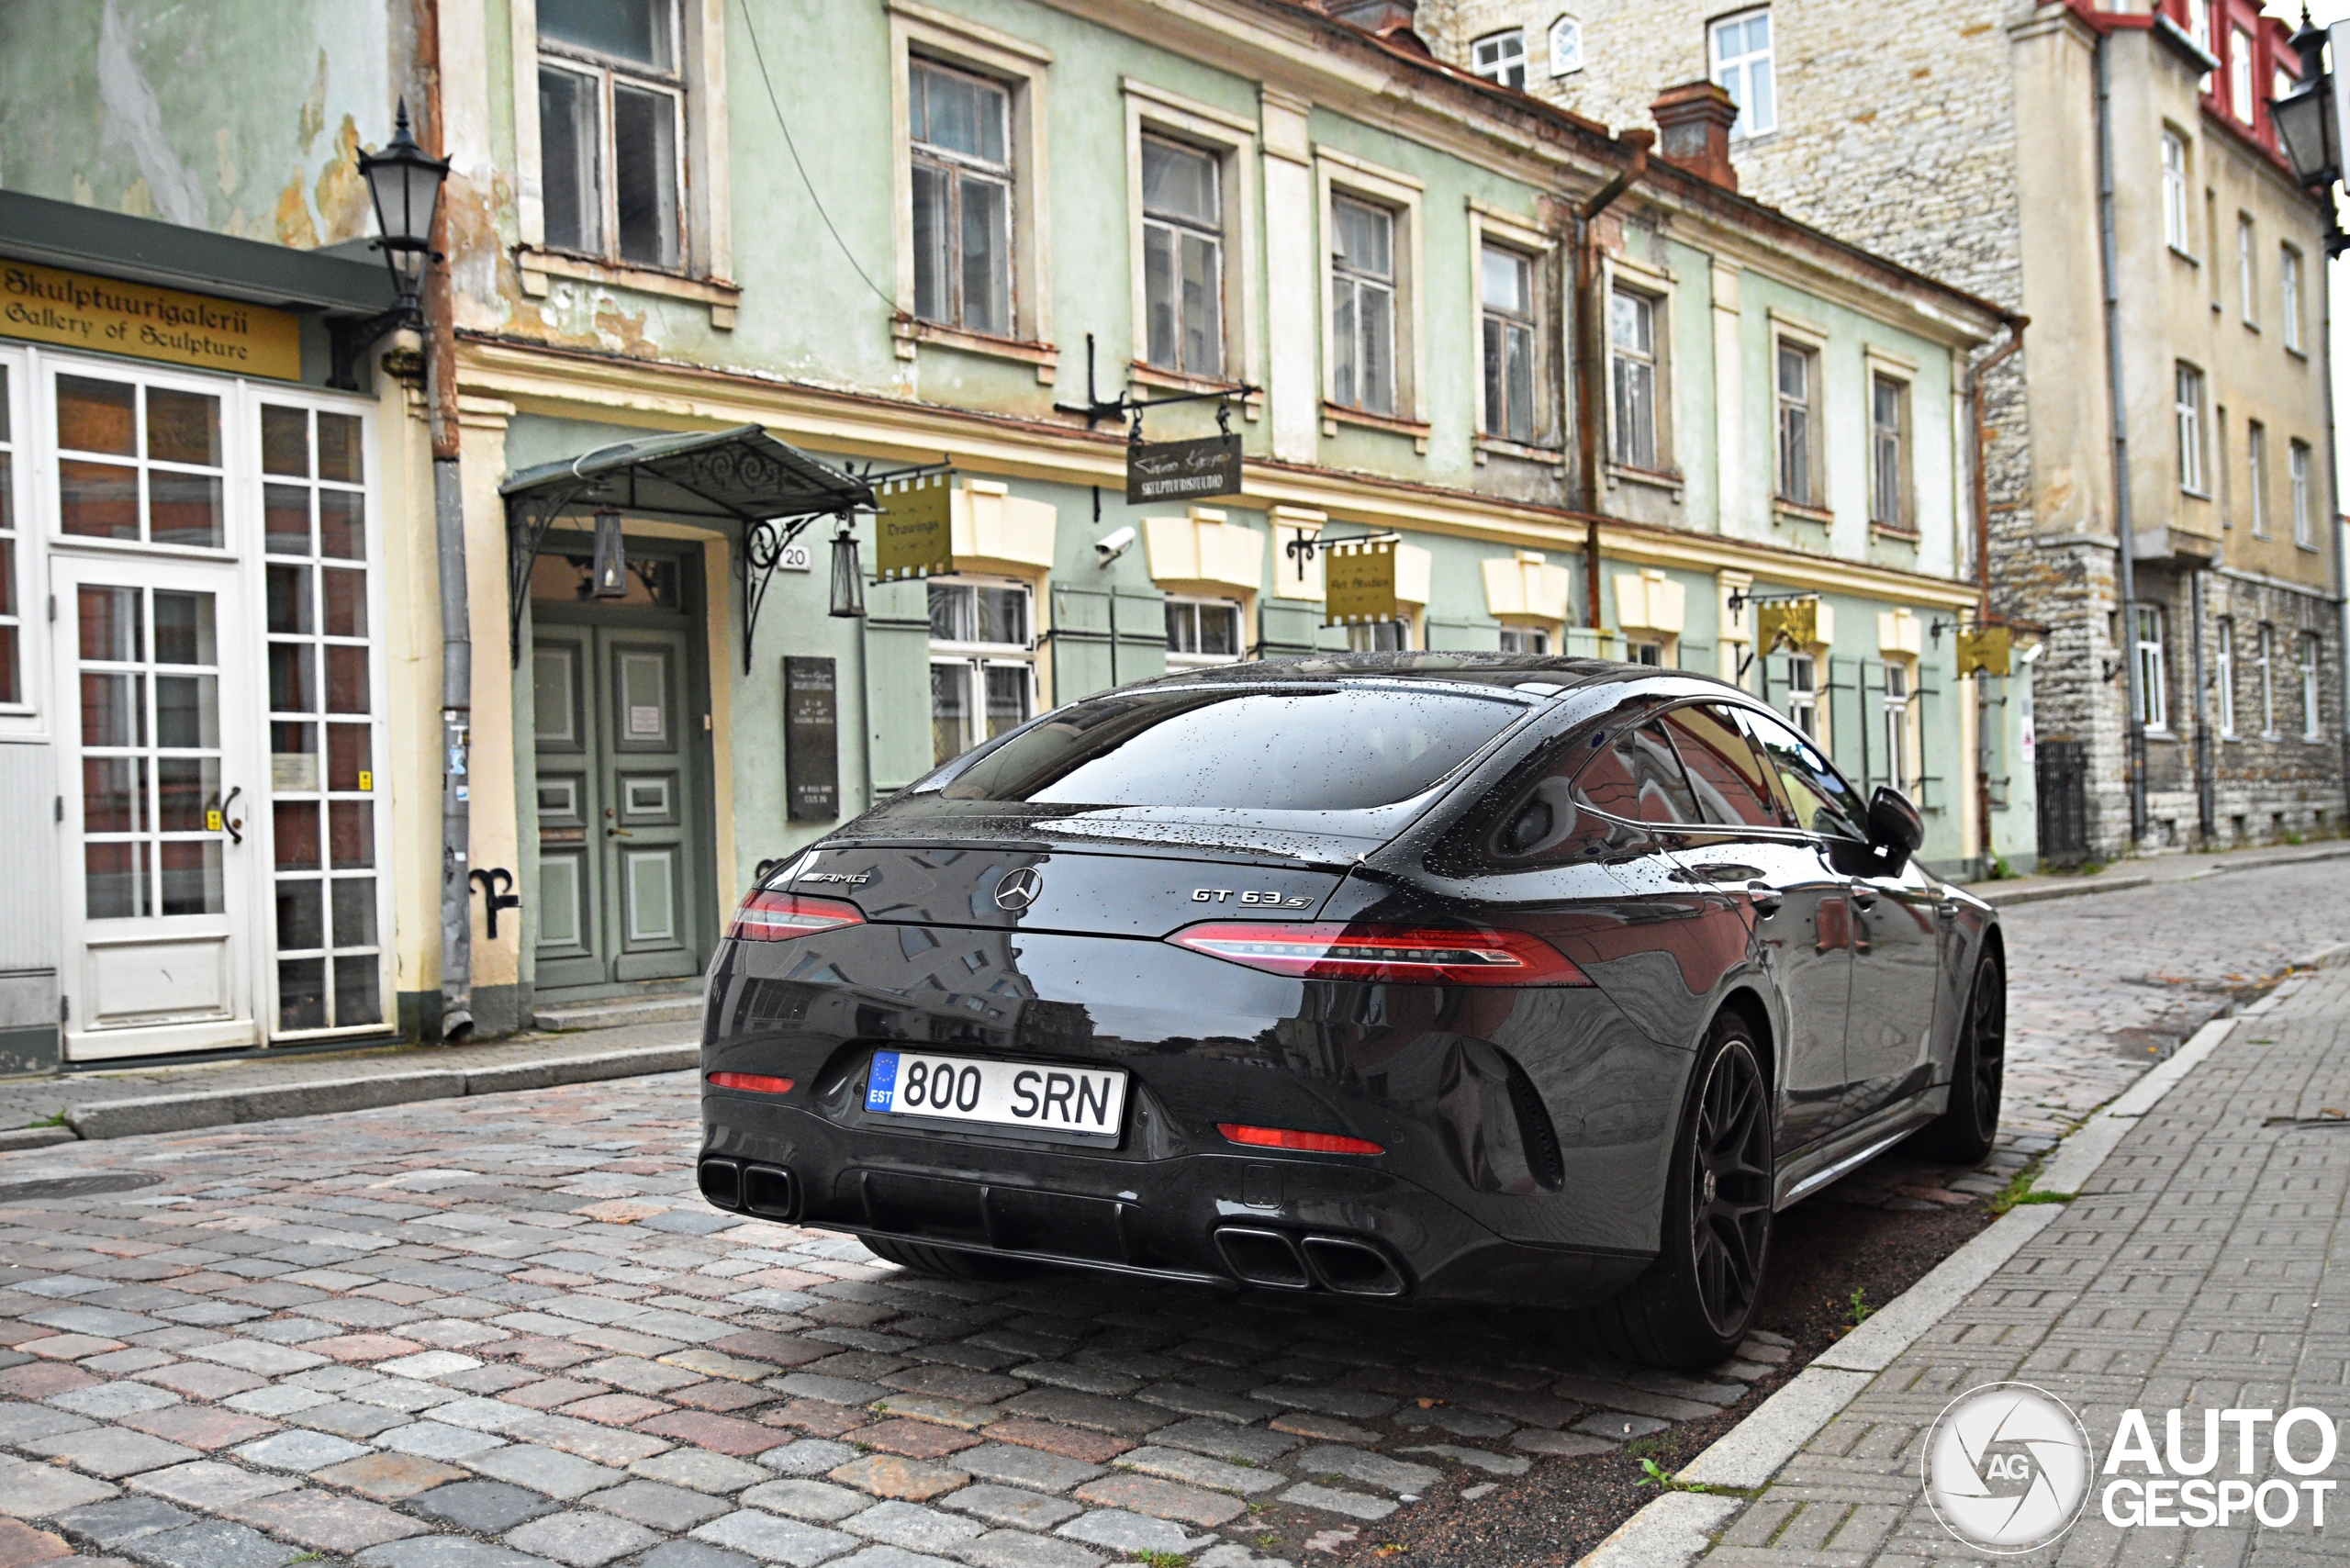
829, 521, 867, 619
591, 508, 628, 599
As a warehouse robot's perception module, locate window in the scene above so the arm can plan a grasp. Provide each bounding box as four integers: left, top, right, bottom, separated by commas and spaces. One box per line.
78, 586, 226, 921
262, 404, 384, 1034
1871, 374, 1910, 530
1472, 28, 1528, 89
1481, 246, 1536, 445
1745, 707, 1869, 841
1882, 662, 1913, 788
1140, 137, 1224, 378
2290, 440, 2313, 547
538, 0, 685, 269
2282, 246, 2304, 352
2230, 26, 2255, 125
1549, 16, 1583, 77
1776, 342, 1818, 506
1331, 196, 1397, 417
1664, 704, 1782, 828
2216, 618, 2237, 736
1498, 626, 1549, 655
2133, 604, 2167, 731
910, 62, 1013, 338
1709, 9, 1775, 139
2301, 634, 2323, 740
928, 579, 1034, 765
0, 364, 16, 707
2237, 215, 2257, 323
2175, 364, 2206, 495
1164, 597, 1242, 667
1785, 651, 1818, 738
2248, 420, 2268, 535
2257, 622, 2276, 734
1347, 620, 1413, 652
2162, 131, 2191, 252
2188, 0, 2213, 87
54, 371, 224, 551
1610, 287, 1658, 469
1568, 722, 1700, 827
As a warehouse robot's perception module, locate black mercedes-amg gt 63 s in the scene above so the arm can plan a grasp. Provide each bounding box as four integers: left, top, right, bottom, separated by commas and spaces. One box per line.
695, 654, 2005, 1367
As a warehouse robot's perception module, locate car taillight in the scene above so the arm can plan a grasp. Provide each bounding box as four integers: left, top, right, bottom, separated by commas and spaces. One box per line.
708, 1071, 795, 1094
727, 890, 863, 942
1217, 1123, 1384, 1155
1169, 921, 1591, 986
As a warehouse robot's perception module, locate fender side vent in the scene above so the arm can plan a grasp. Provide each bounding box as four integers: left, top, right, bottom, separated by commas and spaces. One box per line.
1505, 1060, 1566, 1192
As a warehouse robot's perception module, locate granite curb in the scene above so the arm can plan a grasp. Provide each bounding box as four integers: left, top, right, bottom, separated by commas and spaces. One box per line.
0, 1043, 698, 1147
1979, 839, 2350, 907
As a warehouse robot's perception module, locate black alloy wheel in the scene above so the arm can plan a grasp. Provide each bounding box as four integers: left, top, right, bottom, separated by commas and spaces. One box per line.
1914, 951, 2006, 1163
1563, 1013, 1774, 1368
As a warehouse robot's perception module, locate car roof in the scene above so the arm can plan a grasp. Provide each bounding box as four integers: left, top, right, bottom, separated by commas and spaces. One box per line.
1131, 651, 1743, 696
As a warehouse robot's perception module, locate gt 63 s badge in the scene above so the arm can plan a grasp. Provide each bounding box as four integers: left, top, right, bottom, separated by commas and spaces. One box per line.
1192, 889, 1313, 907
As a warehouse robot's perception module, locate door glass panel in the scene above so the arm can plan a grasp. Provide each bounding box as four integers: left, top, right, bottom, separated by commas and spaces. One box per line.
279, 958, 327, 1030
274, 802, 321, 869
626, 849, 676, 942
330, 801, 374, 868
617, 650, 668, 743
56, 376, 137, 454
262, 406, 310, 476
53, 377, 225, 548
277, 879, 324, 948
327, 723, 370, 791
60, 460, 139, 539
76, 585, 223, 919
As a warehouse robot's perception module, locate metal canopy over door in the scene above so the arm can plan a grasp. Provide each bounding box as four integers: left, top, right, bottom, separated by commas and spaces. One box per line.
531, 543, 711, 995
54, 553, 259, 1057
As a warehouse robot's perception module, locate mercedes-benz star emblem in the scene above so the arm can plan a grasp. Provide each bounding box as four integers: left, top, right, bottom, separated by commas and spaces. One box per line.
993, 868, 1044, 913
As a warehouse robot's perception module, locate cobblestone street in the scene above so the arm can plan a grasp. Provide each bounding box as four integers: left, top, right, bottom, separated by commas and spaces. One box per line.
0, 859, 2344, 1568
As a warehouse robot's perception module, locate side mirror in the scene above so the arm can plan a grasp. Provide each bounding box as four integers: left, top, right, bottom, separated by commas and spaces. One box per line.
1866, 785, 1925, 859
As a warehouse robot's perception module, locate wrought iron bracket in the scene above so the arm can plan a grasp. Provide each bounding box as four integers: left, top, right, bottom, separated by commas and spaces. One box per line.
505, 480, 592, 666
740, 510, 830, 675
329, 303, 419, 391
1051, 331, 1259, 434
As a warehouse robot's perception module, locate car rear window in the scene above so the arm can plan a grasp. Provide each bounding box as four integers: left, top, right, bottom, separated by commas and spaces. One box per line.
934, 686, 1524, 811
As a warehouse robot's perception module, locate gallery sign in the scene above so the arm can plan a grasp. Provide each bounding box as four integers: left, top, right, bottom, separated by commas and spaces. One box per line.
1126, 433, 1242, 505
2, 261, 301, 380
1324, 538, 1399, 627
876, 472, 953, 580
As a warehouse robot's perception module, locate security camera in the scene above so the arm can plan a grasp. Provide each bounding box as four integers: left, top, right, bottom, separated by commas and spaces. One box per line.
1094, 526, 1136, 566
2020, 642, 2045, 666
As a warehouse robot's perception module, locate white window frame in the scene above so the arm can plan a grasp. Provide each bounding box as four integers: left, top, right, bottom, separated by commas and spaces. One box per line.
1549, 15, 1584, 77
2230, 25, 2255, 125
889, 3, 1054, 362
508, 0, 733, 320
2162, 130, 2192, 254
926, 575, 1037, 766
534, 6, 688, 272
1882, 659, 1916, 791
1869, 370, 1912, 532
1606, 256, 1673, 476
0, 347, 35, 733
2247, 420, 2268, 535
1772, 324, 1825, 510
2237, 213, 2257, 325
2290, 439, 2314, 548
2257, 622, 2277, 736
1346, 618, 1416, 653
907, 58, 1017, 341
1498, 625, 1550, 655
1163, 594, 1245, 668
1472, 28, 1528, 90
1708, 7, 1775, 140
2301, 633, 2324, 741
1122, 81, 1259, 396
2175, 363, 2208, 497
1316, 147, 1427, 431
2281, 245, 2305, 353
2215, 618, 2237, 737
1469, 202, 1556, 454
2133, 603, 2168, 732
1785, 651, 1819, 739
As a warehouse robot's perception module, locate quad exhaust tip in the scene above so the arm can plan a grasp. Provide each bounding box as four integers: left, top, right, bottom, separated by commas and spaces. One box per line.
1214, 1226, 1407, 1297
697, 1157, 800, 1221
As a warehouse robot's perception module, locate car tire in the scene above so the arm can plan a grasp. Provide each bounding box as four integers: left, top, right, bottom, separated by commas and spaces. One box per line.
1911, 949, 2006, 1165
1565, 1012, 1774, 1369
856, 1235, 1042, 1282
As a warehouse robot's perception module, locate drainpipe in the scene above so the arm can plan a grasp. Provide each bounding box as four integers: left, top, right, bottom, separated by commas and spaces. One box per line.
2323, 211, 2350, 830
419, 0, 473, 1041
2094, 33, 2148, 848
1964, 319, 2025, 865
1573, 131, 1650, 638
2189, 567, 2213, 841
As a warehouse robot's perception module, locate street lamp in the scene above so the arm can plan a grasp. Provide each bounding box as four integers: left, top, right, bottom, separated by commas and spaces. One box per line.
357, 99, 451, 323
2272, 17, 2338, 189
828, 521, 867, 619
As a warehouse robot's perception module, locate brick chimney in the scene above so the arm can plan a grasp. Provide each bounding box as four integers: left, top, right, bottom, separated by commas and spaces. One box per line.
1651, 81, 1740, 191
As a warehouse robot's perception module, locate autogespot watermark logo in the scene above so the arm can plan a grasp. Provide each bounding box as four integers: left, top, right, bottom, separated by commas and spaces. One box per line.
1923, 1383, 2096, 1553
1924, 1385, 2343, 1551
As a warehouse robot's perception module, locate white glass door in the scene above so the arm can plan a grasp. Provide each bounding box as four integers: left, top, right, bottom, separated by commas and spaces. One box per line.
53, 552, 261, 1058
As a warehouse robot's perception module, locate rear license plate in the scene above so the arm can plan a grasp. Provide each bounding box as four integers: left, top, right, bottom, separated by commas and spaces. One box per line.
865, 1050, 1127, 1138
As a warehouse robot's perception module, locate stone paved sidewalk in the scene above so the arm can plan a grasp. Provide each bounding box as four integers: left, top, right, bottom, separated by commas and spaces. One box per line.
1689, 962, 2350, 1565
0, 1073, 1794, 1568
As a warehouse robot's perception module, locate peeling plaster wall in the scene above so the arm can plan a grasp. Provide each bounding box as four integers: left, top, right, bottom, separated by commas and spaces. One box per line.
0, 0, 399, 250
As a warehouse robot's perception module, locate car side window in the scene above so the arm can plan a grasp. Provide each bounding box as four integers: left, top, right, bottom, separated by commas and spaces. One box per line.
1489, 719, 1697, 862
1575, 721, 1701, 826
1661, 704, 1782, 828
1738, 708, 1868, 841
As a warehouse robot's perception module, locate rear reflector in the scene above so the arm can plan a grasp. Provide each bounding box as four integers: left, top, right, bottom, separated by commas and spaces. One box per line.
727, 890, 864, 942
1218, 1123, 1384, 1156
708, 1072, 794, 1094
1170, 921, 1590, 986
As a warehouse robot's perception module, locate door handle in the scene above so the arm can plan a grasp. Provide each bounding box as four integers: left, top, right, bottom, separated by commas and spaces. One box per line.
219, 785, 243, 846
1849, 883, 1879, 911
1746, 881, 1783, 918
1937, 900, 1961, 920
604, 807, 633, 839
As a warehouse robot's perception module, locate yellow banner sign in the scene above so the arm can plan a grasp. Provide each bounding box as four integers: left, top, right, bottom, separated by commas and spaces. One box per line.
1324, 538, 1398, 627
1, 261, 301, 380
876, 473, 954, 581
1755, 598, 1818, 653
1956, 625, 2012, 678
